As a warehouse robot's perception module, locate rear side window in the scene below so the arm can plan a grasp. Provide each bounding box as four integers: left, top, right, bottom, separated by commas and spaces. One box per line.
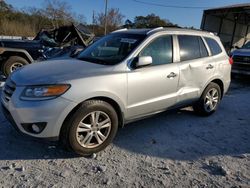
204, 37, 222, 55
178, 35, 208, 61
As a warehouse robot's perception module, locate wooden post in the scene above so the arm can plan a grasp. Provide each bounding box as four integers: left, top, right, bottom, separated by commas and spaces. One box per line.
230, 15, 238, 49
104, 0, 108, 35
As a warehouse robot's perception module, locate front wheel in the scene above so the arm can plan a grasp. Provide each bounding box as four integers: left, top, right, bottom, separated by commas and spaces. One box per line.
2, 56, 29, 76
61, 100, 119, 156
193, 82, 221, 116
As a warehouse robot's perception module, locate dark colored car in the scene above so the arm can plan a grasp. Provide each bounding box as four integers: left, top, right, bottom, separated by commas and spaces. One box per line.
0, 24, 94, 76
231, 41, 250, 76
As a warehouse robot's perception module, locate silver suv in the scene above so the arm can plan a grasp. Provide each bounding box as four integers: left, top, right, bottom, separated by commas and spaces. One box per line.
1, 27, 231, 155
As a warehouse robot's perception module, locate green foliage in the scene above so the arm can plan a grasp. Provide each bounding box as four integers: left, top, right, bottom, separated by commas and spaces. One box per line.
134, 14, 176, 28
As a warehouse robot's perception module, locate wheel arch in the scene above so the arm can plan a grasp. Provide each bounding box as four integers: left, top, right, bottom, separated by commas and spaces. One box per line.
0, 49, 33, 64
59, 96, 124, 141
203, 78, 224, 99
210, 79, 224, 99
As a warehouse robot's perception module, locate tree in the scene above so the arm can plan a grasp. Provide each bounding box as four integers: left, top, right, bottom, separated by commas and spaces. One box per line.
0, 0, 86, 36
134, 14, 176, 28
124, 19, 134, 29
23, 7, 53, 31
97, 8, 125, 34
71, 13, 86, 25
43, 0, 74, 28
0, 0, 13, 12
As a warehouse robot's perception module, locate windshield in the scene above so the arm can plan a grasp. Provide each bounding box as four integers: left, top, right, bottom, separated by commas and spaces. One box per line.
77, 33, 146, 65
242, 41, 250, 49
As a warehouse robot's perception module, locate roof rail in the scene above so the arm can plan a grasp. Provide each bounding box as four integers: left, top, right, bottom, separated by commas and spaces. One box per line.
112, 28, 128, 33
209, 32, 217, 36
147, 27, 164, 35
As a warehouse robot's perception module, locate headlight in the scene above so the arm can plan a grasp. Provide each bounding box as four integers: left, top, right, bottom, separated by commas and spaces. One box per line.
21, 84, 70, 100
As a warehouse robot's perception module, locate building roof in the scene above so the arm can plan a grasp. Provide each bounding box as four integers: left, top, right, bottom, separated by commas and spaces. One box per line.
205, 3, 250, 11
203, 3, 250, 25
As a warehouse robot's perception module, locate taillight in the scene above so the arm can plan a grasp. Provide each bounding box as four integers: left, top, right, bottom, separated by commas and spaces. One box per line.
229, 57, 234, 65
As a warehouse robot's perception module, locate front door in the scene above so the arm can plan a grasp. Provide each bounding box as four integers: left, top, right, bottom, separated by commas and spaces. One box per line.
127, 35, 179, 119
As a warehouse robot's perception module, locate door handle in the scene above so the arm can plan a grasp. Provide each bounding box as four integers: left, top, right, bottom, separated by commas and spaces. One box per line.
206, 64, 214, 69
167, 72, 177, 78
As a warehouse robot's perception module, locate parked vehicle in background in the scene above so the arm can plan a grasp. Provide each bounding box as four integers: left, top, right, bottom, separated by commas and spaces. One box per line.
231, 41, 250, 76
0, 24, 94, 77
1, 27, 231, 156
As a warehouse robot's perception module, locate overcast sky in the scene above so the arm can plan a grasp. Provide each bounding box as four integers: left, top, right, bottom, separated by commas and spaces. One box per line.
5, 0, 250, 28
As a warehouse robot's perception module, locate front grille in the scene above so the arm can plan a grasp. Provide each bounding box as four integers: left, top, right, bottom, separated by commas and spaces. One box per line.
2, 79, 16, 102
232, 63, 250, 71
233, 55, 250, 63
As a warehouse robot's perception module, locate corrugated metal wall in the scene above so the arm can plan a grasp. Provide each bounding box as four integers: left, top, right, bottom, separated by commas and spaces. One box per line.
201, 11, 250, 53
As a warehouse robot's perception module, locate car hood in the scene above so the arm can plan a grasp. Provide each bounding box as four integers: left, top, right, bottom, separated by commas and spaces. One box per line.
232, 48, 250, 57
0, 39, 42, 49
11, 58, 112, 85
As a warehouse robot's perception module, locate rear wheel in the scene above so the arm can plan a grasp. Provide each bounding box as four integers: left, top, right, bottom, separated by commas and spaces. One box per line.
193, 82, 221, 116
2, 56, 29, 76
61, 100, 119, 156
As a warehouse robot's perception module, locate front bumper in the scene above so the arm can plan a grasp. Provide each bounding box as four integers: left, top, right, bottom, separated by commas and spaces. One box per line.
1, 86, 77, 140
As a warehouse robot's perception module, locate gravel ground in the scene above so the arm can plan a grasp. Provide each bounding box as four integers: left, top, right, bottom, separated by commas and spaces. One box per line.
0, 78, 249, 188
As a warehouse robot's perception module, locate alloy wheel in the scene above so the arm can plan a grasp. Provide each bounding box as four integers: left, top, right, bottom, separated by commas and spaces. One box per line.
76, 111, 112, 148
204, 88, 219, 112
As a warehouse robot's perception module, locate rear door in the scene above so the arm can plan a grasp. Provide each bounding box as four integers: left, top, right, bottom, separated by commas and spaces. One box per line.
176, 35, 215, 103
127, 35, 179, 119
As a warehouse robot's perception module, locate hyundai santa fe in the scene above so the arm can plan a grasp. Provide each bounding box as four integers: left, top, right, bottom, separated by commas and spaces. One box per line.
1, 27, 232, 155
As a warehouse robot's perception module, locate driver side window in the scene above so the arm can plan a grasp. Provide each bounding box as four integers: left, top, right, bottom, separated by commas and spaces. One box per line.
140, 35, 173, 66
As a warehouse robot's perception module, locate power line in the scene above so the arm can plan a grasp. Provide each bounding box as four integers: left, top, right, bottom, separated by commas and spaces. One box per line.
133, 0, 213, 9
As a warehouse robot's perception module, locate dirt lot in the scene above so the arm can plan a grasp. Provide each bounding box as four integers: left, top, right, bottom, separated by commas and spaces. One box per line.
0, 78, 249, 188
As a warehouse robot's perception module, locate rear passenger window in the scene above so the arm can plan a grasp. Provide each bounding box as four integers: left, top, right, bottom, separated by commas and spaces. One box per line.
204, 37, 222, 55
140, 35, 172, 65
178, 35, 208, 61
199, 37, 209, 57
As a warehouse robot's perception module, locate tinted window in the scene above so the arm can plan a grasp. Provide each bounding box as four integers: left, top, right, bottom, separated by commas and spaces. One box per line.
199, 37, 209, 57
140, 35, 172, 65
179, 35, 209, 61
179, 36, 197, 61
205, 37, 222, 55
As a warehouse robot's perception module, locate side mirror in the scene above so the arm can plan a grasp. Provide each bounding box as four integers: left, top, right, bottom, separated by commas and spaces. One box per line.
136, 56, 152, 68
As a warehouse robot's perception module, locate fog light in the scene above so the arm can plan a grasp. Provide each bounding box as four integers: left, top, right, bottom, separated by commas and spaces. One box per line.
32, 124, 40, 133
21, 122, 47, 134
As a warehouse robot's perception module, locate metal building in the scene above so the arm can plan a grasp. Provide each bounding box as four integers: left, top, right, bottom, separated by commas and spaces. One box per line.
201, 3, 250, 52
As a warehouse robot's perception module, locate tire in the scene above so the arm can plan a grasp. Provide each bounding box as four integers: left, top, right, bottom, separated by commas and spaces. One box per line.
193, 82, 221, 116
2, 56, 29, 77
61, 100, 119, 156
